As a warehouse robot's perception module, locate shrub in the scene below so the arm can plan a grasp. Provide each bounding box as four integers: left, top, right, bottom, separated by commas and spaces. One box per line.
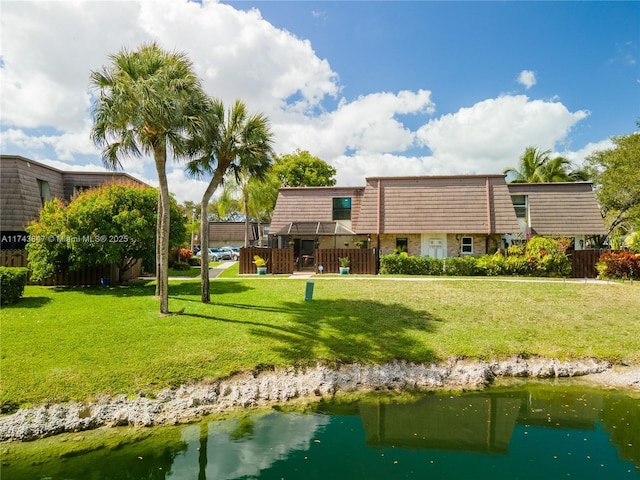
476, 253, 506, 276
188, 256, 201, 266
597, 251, 640, 279
504, 254, 535, 276
171, 261, 191, 271
178, 248, 193, 262
0, 267, 28, 306
379, 254, 444, 275
444, 256, 479, 276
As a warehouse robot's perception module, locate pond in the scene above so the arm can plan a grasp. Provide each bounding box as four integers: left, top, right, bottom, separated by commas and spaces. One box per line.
2, 382, 639, 479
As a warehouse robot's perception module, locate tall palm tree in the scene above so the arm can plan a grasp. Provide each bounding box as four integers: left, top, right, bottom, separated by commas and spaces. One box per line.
186, 99, 274, 303
91, 42, 209, 314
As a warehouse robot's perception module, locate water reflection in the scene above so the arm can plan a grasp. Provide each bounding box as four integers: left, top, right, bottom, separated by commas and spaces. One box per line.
2, 385, 639, 479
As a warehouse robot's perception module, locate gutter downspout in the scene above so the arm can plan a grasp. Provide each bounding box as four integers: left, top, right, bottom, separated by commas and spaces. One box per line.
485, 176, 492, 235
376, 179, 382, 270
485, 177, 492, 253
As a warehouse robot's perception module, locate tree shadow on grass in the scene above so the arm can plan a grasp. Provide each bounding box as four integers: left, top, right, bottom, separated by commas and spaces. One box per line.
183, 298, 441, 365
2, 296, 52, 308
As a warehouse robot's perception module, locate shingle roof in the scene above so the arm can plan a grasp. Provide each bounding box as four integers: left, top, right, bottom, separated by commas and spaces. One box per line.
269, 186, 365, 234
207, 222, 258, 242
355, 175, 520, 234
507, 182, 606, 235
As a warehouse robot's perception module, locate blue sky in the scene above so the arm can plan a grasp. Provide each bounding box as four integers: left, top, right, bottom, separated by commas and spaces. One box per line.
1, 1, 638, 202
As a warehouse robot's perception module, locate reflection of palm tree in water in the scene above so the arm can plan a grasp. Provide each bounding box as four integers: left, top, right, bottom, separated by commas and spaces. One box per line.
199, 422, 208, 480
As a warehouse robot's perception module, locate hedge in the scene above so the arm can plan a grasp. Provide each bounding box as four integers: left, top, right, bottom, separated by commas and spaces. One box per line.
0, 267, 29, 306
379, 237, 571, 278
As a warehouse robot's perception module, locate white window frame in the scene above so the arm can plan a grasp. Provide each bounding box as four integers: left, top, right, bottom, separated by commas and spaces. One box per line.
461, 236, 473, 255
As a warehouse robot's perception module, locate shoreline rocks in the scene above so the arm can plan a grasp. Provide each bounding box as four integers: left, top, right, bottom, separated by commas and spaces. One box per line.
2, 357, 638, 442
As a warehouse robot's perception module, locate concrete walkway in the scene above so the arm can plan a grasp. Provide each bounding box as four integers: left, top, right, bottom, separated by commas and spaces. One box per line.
167, 261, 236, 280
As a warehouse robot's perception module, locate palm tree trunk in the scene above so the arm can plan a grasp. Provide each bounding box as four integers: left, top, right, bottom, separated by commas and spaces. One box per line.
243, 189, 250, 247
155, 192, 162, 297
154, 143, 170, 314
200, 169, 225, 303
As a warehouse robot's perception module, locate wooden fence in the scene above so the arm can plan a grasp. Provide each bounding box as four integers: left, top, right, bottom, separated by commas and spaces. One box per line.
569, 249, 603, 279
0, 249, 141, 286
239, 247, 378, 275
315, 248, 378, 274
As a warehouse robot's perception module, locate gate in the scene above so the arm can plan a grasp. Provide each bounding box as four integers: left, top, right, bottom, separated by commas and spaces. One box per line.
569, 250, 603, 278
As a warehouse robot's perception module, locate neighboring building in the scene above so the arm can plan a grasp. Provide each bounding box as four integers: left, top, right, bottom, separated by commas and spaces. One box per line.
196, 221, 262, 249
506, 182, 607, 250
270, 175, 607, 259
1, 155, 148, 249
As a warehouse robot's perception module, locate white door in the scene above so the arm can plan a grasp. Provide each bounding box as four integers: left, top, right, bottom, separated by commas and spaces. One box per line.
421, 234, 447, 258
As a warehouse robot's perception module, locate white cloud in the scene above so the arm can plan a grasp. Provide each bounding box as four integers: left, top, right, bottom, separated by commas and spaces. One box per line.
559, 138, 614, 168
273, 89, 435, 160
415, 95, 589, 175
517, 70, 537, 89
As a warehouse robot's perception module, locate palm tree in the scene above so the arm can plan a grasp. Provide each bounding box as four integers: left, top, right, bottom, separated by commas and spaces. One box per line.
186, 99, 274, 303
537, 155, 572, 182
504, 147, 584, 183
503, 147, 549, 183
91, 42, 209, 314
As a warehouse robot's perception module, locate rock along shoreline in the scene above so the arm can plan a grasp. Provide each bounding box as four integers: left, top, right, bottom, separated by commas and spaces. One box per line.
2, 357, 639, 442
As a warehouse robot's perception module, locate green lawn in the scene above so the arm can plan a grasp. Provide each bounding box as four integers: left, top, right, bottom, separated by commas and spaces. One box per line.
1, 277, 639, 410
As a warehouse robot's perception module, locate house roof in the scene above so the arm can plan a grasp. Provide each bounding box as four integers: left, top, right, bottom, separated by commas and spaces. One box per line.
206, 222, 259, 242
274, 221, 356, 236
270, 186, 365, 235
355, 175, 521, 234
507, 182, 607, 235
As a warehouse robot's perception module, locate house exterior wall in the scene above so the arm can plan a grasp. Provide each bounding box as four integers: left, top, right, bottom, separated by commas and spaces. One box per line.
1, 156, 65, 232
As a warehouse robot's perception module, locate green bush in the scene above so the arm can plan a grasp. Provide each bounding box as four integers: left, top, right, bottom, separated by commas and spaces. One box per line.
379, 236, 571, 278
171, 261, 191, 271
0, 267, 28, 306
444, 256, 479, 276
380, 254, 444, 275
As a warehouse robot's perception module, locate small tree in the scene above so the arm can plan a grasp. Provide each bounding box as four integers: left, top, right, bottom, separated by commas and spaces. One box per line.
26, 184, 186, 281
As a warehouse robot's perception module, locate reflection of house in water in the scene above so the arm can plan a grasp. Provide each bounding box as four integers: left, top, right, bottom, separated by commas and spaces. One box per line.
360, 395, 522, 454
518, 389, 603, 430
358, 389, 629, 456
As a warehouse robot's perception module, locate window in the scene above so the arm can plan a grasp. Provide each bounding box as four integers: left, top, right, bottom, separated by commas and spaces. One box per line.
461, 236, 473, 254
73, 185, 90, 197
511, 195, 528, 220
37, 179, 51, 206
332, 197, 351, 220
396, 237, 408, 253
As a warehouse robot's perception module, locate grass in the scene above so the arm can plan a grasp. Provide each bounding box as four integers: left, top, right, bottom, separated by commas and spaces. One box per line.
1, 276, 639, 410
167, 266, 202, 277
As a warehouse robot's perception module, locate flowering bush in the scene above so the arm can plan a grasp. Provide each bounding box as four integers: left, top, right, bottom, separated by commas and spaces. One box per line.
597, 251, 640, 279
179, 248, 193, 262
